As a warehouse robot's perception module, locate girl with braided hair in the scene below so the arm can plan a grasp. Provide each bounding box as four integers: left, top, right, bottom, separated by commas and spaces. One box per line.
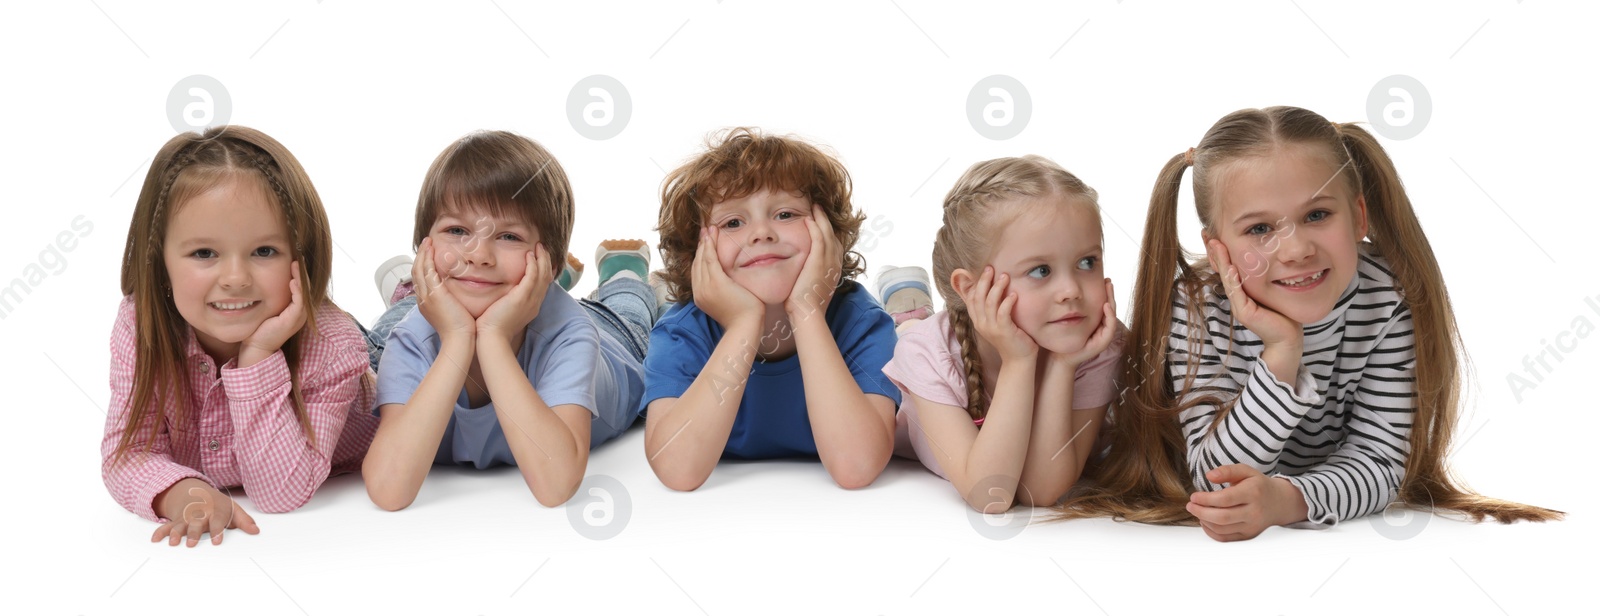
881, 156, 1123, 512
103, 126, 378, 546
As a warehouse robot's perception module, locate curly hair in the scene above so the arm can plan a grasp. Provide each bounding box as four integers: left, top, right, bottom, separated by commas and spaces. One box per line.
655, 127, 866, 305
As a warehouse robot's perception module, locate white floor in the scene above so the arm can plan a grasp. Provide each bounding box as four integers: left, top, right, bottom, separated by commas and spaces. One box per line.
6, 1, 1597, 613
42, 426, 1585, 615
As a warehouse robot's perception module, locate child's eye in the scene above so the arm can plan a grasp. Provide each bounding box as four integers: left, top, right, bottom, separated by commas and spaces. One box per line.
252, 246, 279, 258
721, 218, 743, 230
1077, 256, 1099, 271
444, 226, 468, 236
776, 211, 796, 221
191, 249, 216, 259
498, 233, 523, 242
1245, 223, 1272, 236
1305, 209, 1331, 223
1027, 264, 1051, 279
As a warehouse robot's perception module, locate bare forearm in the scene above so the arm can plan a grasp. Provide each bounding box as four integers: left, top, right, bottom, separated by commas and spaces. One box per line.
1261, 338, 1303, 387
790, 316, 894, 488
363, 336, 473, 510
477, 338, 586, 506
644, 320, 761, 490
1017, 358, 1081, 505
954, 357, 1036, 508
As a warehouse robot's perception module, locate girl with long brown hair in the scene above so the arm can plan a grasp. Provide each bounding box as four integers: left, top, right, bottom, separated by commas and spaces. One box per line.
1058, 106, 1561, 540
104, 126, 378, 547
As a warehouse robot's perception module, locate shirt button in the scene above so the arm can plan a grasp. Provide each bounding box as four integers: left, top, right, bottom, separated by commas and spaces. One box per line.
199, 360, 209, 371
208, 440, 220, 451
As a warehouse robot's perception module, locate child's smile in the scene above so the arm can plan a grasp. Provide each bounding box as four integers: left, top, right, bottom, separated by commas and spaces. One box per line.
1208, 145, 1368, 325
709, 189, 812, 305
162, 175, 295, 362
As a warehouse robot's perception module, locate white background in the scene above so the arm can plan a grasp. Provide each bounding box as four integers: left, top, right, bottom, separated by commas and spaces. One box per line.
3, 1, 1595, 614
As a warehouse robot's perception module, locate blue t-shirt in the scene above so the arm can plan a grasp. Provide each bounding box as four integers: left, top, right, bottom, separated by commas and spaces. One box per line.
640, 281, 902, 460
375, 283, 644, 468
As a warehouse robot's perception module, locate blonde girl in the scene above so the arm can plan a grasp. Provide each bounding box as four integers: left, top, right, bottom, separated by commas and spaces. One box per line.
882, 156, 1122, 511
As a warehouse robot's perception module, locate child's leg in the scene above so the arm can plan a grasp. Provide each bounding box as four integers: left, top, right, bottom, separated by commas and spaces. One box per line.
875, 265, 934, 334
366, 255, 422, 373
577, 240, 656, 361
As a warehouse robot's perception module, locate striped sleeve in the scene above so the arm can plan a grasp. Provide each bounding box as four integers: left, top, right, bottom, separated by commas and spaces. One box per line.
1170, 298, 1323, 492
1279, 309, 1415, 527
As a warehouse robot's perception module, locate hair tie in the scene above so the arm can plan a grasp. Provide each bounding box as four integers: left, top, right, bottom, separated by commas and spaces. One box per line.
1183, 147, 1196, 166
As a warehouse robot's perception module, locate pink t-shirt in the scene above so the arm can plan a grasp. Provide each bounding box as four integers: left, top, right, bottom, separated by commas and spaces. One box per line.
880, 311, 1124, 480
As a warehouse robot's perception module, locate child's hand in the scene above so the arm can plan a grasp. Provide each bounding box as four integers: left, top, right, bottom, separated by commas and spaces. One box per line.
961, 266, 1037, 362
1051, 278, 1119, 369
476, 244, 552, 348
693, 226, 765, 331
152, 479, 260, 547
415, 237, 477, 343
1205, 240, 1302, 346
1185, 464, 1309, 542
238, 263, 307, 367
784, 205, 844, 322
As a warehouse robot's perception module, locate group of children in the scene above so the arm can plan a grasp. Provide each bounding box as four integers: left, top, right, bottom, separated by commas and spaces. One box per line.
102, 106, 1561, 548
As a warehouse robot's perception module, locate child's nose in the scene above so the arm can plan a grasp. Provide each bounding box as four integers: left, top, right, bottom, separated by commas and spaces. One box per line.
219, 257, 251, 289
1275, 230, 1315, 262
745, 218, 776, 242
1056, 277, 1082, 302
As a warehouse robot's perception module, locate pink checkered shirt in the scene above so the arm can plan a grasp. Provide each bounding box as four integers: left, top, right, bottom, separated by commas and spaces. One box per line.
101, 296, 379, 521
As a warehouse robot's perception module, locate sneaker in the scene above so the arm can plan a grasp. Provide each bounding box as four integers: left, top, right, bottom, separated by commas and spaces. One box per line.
374, 255, 413, 309
558, 253, 585, 291
595, 239, 651, 285
875, 265, 934, 318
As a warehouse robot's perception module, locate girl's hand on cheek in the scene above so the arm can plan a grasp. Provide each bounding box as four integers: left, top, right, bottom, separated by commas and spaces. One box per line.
415, 237, 477, 344
239, 262, 307, 367
692, 226, 764, 331
961, 266, 1037, 362
1054, 278, 1119, 369
1206, 240, 1301, 346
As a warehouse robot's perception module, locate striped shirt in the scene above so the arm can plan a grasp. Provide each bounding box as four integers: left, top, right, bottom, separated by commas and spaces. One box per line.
1170, 244, 1415, 527
101, 296, 379, 522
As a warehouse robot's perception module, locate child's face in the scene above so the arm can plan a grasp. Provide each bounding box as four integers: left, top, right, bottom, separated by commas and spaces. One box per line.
983, 198, 1108, 355
707, 189, 813, 306
162, 176, 295, 361
427, 206, 542, 319
1206, 145, 1368, 325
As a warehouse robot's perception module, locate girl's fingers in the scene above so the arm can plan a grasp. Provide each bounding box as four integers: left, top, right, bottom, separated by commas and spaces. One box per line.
168, 522, 185, 546
233, 507, 260, 534
152, 522, 173, 543
209, 506, 228, 545
186, 517, 204, 547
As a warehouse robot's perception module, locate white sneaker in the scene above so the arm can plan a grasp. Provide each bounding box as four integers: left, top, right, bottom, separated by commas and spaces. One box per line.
374, 255, 413, 309
875, 264, 930, 300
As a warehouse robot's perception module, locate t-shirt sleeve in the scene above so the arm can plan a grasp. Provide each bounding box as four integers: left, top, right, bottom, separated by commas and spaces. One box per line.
837, 299, 903, 406
530, 321, 601, 416
880, 321, 965, 409
374, 316, 435, 411
1070, 322, 1126, 409
640, 311, 715, 412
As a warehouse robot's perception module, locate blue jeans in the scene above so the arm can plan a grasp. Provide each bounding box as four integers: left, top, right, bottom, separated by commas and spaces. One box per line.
359, 277, 657, 373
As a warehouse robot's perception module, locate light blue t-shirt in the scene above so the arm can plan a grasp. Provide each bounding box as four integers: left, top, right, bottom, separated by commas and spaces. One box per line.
375, 283, 643, 468
640, 281, 902, 460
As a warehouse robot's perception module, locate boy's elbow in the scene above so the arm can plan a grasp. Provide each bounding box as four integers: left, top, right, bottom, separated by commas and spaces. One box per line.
526, 472, 583, 508
651, 461, 710, 492
363, 470, 417, 512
